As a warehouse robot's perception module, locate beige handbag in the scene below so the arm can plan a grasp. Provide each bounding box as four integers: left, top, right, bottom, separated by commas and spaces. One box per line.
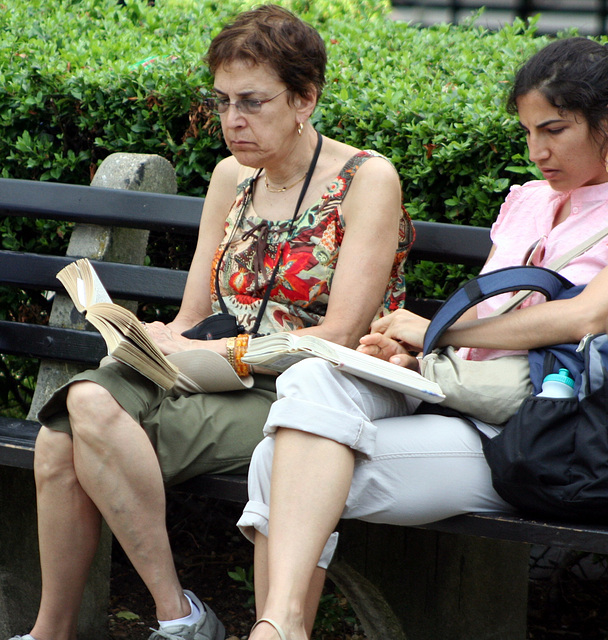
420, 227, 608, 425
419, 348, 530, 424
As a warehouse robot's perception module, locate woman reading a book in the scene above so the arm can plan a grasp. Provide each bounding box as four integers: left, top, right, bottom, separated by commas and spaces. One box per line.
10, 5, 411, 640
237, 37, 608, 640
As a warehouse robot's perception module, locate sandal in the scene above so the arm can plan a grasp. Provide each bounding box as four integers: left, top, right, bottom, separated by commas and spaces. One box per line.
250, 618, 287, 640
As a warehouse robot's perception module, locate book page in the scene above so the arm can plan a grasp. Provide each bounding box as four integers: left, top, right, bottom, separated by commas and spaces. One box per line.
112, 344, 177, 389
57, 258, 112, 311
81, 260, 113, 307
88, 303, 173, 367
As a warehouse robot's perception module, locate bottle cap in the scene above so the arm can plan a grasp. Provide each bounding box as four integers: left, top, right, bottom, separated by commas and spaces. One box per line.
543, 368, 574, 389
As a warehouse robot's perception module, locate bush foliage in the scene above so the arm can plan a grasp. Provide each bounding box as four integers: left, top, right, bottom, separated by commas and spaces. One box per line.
2, 0, 557, 206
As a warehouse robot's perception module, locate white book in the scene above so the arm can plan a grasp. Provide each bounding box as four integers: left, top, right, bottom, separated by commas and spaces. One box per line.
243, 333, 444, 403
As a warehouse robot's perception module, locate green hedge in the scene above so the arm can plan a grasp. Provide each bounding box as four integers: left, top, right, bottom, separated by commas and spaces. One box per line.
1, 0, 586, 299
1, 0, 557, 206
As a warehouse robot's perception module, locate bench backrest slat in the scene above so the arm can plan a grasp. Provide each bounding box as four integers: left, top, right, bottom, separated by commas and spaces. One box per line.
412, 221, 490, 265
0, 178, 491, 266
0, 178, 203, 234
0, 321, 106, 364
0, 252, 187, 304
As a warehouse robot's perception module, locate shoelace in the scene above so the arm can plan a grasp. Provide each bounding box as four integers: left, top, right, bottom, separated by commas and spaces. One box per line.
148, 626, 192, 640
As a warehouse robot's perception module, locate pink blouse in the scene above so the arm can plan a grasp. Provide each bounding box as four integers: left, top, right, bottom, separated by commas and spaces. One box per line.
461, 179, 608, 361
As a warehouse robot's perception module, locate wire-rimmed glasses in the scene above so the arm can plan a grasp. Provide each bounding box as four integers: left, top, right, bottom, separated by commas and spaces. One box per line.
204, 89, 288, 115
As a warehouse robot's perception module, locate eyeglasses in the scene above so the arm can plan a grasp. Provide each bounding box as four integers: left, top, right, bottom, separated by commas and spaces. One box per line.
204, 89, 288, 115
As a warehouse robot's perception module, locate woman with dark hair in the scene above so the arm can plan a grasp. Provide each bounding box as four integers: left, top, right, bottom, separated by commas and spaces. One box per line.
238, 36, 608, 640
9, 6, 411, 640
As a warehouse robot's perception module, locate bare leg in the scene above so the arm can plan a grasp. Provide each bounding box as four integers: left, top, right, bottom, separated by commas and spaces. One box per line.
66, 381, 190, 619
67, 381, 190, 622
23, 378, 198, 640
253, 533, 325, 638
250, 428, 355, 640
28, 427, 102, 640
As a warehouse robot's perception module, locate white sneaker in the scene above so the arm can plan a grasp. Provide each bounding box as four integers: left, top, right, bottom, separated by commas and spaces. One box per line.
147, 591, 225, 640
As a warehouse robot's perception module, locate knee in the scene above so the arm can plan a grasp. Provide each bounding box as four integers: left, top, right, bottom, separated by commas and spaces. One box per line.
275, 358, 338, 400
66, 381, 122, 441
34, 425, 76, 484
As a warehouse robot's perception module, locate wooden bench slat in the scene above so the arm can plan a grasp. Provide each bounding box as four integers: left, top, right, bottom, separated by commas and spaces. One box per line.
0, 252, 187, 304
0, 321, 106, 363
417, 512, 608, 554
175, 474, 249, 504
0, 178, 202, 234
0, 417, 38, 468
411, 220, 491, 265
0, 179, 493, 266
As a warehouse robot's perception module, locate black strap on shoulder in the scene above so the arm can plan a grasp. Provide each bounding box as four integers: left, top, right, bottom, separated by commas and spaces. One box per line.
250, 130, 323, 336
422, 265, 575, 356
214, 169, 263, 316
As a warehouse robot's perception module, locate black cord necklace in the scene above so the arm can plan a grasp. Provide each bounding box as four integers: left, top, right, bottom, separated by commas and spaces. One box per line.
215, 130, 324, 336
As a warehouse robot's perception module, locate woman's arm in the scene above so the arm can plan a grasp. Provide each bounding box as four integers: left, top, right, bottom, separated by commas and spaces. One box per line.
170, 156, 240, 331
287, 156, 405, 348
357, 248, 499, 364
440, 264, 608, 351
145, 157, 239, 353
362, 262, 608, 362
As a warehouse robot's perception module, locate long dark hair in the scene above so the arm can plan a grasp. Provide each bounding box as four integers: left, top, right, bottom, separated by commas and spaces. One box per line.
507, 37, 608, 156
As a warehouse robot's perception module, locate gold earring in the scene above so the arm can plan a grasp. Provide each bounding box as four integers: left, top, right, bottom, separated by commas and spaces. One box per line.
297, 122, 304, 136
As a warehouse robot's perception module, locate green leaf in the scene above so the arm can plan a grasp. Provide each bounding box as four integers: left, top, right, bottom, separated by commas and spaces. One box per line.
116, 610, 140, 620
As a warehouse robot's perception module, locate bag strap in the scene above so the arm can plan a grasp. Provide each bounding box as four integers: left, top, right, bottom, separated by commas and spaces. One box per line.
549, 225, 608, 271
489, 226, 608, 317
214, 168, 264, 316
422, 266, 574, 355
250, 130, 323, 336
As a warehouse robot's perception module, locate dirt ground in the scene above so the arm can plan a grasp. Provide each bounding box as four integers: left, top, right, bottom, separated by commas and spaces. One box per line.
108, 494, 608, 640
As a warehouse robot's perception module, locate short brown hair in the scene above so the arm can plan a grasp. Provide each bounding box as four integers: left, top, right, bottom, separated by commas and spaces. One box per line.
206, 4, 326, 103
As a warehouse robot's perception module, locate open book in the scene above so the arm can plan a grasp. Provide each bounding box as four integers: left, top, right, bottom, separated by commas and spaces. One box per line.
243, 334, 445, 403
56, 259, 253, 393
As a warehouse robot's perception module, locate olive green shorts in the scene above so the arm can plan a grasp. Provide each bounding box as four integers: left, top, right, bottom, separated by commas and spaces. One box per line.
37, 359, 277, 486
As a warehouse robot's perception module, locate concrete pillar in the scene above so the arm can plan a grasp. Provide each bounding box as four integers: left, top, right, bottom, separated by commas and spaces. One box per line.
28, 153, 177, 419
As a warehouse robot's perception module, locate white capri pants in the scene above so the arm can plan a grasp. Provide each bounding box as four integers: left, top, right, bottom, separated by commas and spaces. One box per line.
237, 358, 514, 569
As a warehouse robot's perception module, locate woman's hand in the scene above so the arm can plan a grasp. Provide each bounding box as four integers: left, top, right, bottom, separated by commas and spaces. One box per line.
357, 332, 419, 370
144, 321, 193, 355
368, 309, 430, 353
145, 321, 229, 357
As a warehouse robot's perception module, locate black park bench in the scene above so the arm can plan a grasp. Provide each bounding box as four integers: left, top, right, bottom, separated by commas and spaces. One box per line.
2, 157, 608, 640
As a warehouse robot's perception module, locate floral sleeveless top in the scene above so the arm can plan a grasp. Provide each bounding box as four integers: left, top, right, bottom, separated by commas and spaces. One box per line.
210, 151, 413, 335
